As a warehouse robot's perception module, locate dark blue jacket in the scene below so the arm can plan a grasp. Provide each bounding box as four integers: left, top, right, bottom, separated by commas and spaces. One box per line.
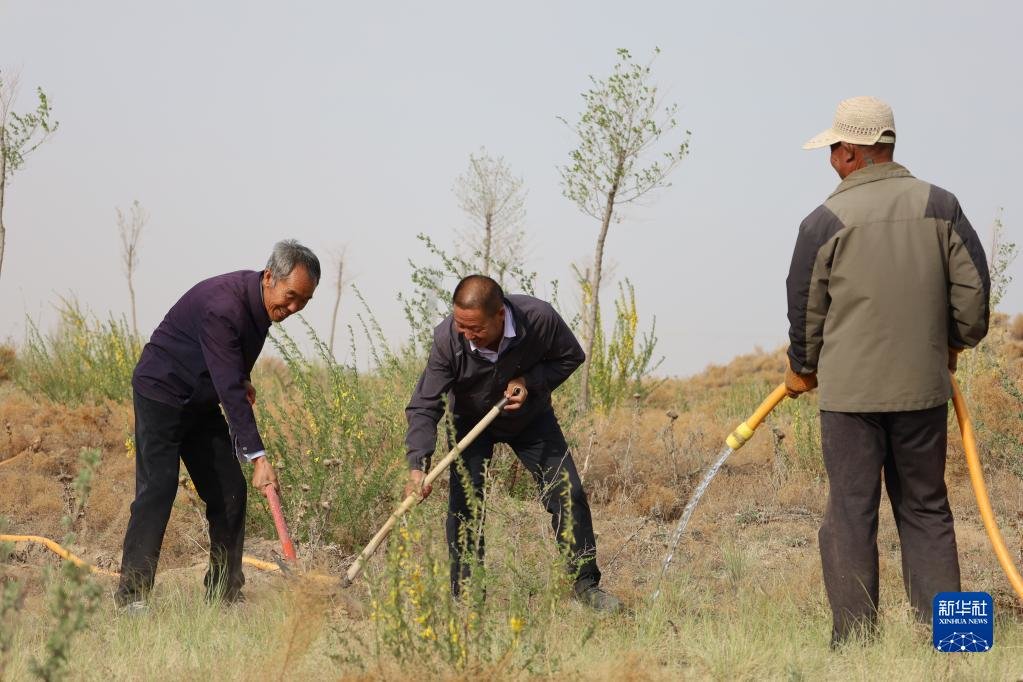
133, 270, 271, 457
405, 294, 584, 470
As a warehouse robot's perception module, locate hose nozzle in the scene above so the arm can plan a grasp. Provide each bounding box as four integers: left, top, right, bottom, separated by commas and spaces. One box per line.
723, 384, 789, 451
725, 422, 755, 450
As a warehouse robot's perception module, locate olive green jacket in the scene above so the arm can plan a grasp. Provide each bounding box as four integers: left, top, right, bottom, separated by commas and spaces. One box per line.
786, 162, 990, 412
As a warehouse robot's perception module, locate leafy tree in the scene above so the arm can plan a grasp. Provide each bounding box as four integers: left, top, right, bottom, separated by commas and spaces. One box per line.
0, 71, 58, 280
559, 48, 688, 409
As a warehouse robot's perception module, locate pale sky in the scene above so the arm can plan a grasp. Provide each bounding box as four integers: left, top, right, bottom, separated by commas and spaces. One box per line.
2, 1, 1020, 376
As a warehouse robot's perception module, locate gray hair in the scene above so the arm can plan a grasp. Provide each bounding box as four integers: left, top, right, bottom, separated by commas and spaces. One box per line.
265, 239, 321, 284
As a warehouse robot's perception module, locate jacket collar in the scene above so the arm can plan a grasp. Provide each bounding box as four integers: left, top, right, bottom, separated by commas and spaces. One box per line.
504, 297, 529, 349
829, 161, 913, 198
248, 270, 272, 331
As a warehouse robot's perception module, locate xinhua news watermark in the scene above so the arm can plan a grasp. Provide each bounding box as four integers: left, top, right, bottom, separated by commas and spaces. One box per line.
933, 592, 994, 652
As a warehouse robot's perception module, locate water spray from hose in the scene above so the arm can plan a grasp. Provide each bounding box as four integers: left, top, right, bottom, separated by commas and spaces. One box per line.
653, 384, 788, 599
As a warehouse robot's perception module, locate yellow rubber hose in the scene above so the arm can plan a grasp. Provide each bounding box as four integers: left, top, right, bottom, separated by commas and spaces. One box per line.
951, 375, 1023, 601
0, 534, 121, 577
0, 533, 283, 577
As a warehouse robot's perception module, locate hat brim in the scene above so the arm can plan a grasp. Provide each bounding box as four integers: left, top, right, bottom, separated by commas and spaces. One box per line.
802, 128, 840, 150
803, 127, 896, 150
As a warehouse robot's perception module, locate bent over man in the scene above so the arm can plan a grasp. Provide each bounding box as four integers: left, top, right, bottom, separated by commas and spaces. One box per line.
785, 96, 990, 645
116, 240, 320, 609
405, 275, 620, 612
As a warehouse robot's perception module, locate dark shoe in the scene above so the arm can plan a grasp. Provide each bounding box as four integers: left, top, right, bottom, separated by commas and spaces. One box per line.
574, 580, 622, 614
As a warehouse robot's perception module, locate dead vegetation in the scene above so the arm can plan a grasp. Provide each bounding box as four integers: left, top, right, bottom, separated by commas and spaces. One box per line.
0, 390, 199, 570
0, 344, 14, 383
0, 314, 1021, 678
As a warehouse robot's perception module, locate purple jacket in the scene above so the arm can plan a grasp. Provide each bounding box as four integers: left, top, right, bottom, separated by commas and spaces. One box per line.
133, 270, 271, 457
405, 294, 584, 470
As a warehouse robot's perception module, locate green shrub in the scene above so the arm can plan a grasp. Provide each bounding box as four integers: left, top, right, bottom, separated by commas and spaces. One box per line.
586, 280, 662, 412
774, 394, 824, 478
399, 233, 536, 355
250, 318, 415, 550
358, 501, 564, 677
16, 298, 140, 405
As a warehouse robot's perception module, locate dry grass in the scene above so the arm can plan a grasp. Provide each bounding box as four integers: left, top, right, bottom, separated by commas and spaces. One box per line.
1010, 313, 1023, 342
2, 317, 1023, 679
1007, 313, 1023, 361
0, 389, 228, 570
8, 489, 1020, 680
0, 345, 15, 384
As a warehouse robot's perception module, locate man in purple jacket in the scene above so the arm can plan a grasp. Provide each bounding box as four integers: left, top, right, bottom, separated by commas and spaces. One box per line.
115, 240, 319, 610
405, 274, 621, 612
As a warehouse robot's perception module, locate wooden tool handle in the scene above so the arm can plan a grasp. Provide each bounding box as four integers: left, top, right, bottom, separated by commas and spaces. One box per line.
343, 393, 513, 586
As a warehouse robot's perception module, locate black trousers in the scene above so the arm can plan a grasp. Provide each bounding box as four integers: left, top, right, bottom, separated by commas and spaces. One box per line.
446, 408, 600, 594
115, 390, 248, 605
819, 404, 960, 641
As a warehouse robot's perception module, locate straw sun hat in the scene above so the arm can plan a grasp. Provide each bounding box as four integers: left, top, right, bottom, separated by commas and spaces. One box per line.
803, 96, 896, 150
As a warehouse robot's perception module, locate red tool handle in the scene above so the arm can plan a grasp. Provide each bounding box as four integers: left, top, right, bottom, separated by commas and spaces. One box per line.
263, 486, 297, 561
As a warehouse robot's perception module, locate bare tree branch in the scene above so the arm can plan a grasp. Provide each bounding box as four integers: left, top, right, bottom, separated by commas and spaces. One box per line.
453, 148, 528, 282
117, 200, 147, 337
328, 246, 349, 357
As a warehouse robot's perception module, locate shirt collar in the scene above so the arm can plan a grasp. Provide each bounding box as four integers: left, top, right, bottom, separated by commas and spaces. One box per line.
467, 303, 516, 354
829, 161, 914, 198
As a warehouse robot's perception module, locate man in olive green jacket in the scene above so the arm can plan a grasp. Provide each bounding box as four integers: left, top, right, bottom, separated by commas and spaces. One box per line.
785, 96, 990, 646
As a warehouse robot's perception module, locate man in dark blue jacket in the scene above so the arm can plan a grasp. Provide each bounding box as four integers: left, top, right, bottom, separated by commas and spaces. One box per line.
405, 274, 620, 612
115, 240, 319, 609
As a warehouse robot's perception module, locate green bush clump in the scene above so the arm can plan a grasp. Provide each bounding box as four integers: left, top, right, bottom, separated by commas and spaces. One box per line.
17, 298, 139, 405
249, 318, 416, 550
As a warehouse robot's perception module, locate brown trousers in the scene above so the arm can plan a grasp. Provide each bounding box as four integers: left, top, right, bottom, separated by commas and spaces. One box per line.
819, 404, 960, 642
